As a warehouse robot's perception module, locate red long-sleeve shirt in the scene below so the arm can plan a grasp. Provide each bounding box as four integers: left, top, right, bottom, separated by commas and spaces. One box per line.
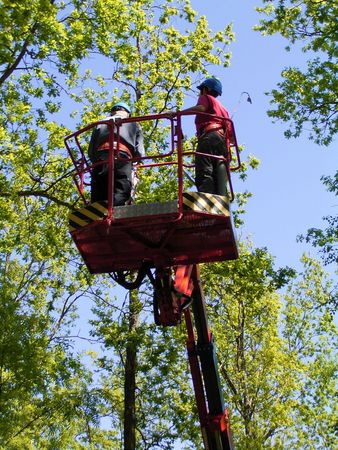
195, 94, 235, 145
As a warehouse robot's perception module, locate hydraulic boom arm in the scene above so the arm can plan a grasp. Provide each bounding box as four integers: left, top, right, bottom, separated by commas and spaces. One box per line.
154, 264, 234, 450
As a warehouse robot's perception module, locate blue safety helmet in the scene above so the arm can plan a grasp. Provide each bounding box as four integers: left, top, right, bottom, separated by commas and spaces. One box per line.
197, 78, 223, 96
111, 101, 131, 114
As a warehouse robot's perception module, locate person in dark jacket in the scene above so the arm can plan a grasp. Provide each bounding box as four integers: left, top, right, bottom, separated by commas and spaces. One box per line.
88, 102, 145, 205
178, 78, 235, 195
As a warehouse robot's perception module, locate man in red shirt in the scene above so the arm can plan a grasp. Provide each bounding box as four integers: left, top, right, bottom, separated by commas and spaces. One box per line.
180, 78, 234, 195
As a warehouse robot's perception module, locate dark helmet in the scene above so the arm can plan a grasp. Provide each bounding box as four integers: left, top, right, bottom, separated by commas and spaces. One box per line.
111, 101, 131, 114
197, 77, 223, 96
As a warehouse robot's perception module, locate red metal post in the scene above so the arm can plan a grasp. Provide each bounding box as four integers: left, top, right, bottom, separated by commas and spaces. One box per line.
184, 307, 210, 447
176, 114, 184, 212
183, 265, 234, 450
107, 121, 115, 221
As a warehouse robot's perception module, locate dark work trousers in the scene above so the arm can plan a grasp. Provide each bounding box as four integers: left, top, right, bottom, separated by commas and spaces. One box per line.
195, 131, 228, 196
90, 151, 132, 206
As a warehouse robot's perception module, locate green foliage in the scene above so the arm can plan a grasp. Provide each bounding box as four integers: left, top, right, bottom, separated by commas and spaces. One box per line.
0, 0, 246, 447
0, 0, 111, 446
68, 0, 234, 123
4, 1, 334, 449
90, 291, 202, 449
297, 173, 338, 267
279, 255, 337, 448
202, 246, 337, 449
255, 0, 338, 146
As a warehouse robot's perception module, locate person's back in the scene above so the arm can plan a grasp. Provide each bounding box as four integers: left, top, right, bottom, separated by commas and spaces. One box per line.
88, 102, 144, 205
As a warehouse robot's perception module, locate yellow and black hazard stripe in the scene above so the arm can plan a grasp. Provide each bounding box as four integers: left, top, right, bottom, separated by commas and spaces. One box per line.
182, 192, 230, 216
69, 201, 108, 232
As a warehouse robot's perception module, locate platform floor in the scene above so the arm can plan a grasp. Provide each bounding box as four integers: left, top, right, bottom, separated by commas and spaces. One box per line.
69, 192, 238, 273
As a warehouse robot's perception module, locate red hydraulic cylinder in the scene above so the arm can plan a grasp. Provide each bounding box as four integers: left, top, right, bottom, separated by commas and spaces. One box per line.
182, 265, 234, 450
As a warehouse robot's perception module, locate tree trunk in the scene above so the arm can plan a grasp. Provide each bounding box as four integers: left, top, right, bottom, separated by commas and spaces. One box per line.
124, 289, 140, 450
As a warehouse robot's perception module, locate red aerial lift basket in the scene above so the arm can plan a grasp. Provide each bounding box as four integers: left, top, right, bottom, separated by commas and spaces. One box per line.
65, 112, 241, 274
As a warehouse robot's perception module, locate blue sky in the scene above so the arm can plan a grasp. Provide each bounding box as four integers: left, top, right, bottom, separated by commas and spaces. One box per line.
188, 0, 336, 273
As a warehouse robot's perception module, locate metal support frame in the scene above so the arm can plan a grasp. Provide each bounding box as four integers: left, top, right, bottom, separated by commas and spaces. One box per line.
154, 264, 234, 450
65, 112, 240, 449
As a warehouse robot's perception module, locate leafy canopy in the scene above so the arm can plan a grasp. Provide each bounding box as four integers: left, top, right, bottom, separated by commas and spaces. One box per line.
255, 0, 338, 146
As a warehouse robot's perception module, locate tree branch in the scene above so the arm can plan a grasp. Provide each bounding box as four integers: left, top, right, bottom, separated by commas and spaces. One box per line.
0, 190, 74, 209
